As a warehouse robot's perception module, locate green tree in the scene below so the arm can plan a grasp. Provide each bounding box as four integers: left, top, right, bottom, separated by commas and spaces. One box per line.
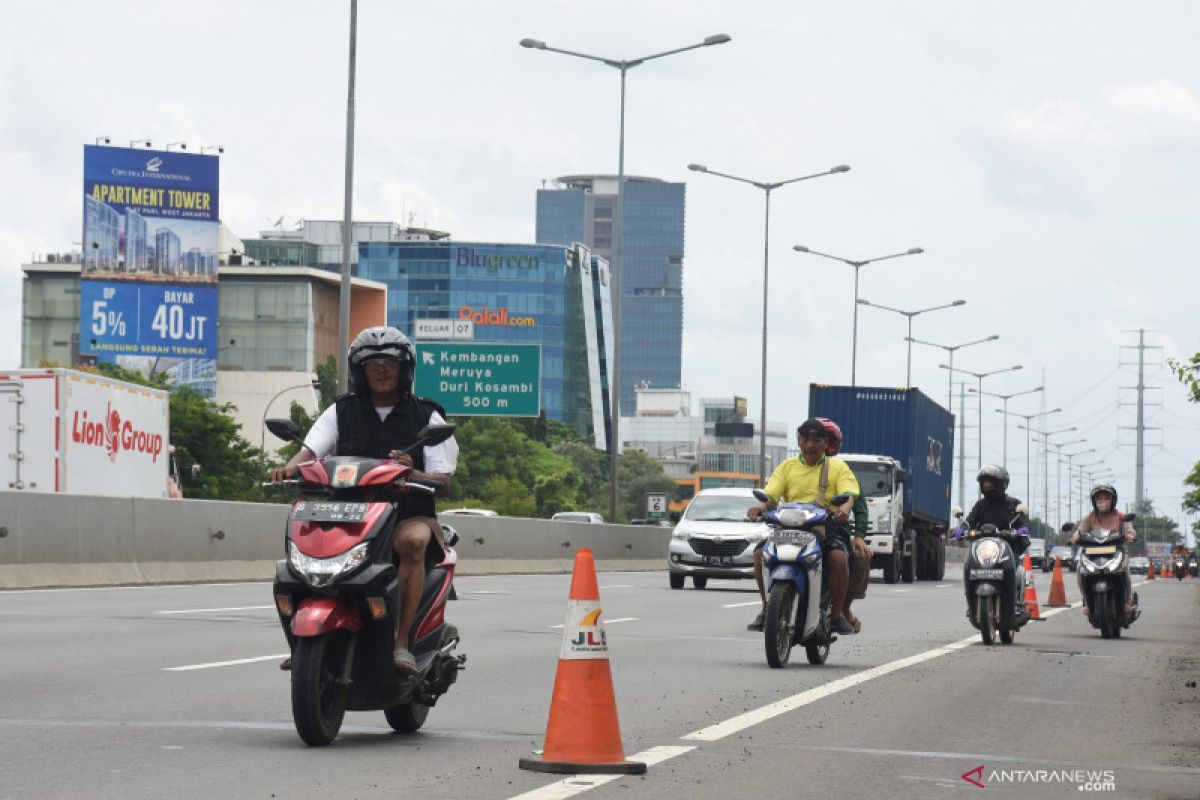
274, 355, 338, 462
615, 449, 678, 523
1169, 351, 1200, 517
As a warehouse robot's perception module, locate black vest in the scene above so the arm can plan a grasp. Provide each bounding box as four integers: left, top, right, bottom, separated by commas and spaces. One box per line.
334, 393, 443, 517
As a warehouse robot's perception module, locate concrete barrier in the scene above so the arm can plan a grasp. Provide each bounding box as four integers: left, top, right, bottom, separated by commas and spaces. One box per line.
0, 491, 670, 589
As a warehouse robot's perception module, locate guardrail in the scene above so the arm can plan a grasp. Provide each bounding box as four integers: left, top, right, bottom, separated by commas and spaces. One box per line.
0, 492, 670, 589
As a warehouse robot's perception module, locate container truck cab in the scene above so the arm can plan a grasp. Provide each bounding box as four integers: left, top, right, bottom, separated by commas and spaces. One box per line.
842, 454, 913, 583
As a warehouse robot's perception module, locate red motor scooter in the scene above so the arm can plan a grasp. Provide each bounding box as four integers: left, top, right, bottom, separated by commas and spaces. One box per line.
267, 418, 465, 746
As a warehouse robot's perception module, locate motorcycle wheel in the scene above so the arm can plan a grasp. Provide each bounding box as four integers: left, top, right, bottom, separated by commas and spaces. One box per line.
1000, 625, 1015, 644
764, 583, 796, 668
385, 700, 430, 734
1099, 592, 1114, 639
978, 595, 995, 646
291, 633, 350, 747
805, 600, 830, 665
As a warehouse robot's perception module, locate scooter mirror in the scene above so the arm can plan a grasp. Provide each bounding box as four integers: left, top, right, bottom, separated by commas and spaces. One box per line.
265, 418, 305, 445
1124, 513, 1137, 522
752, 489, 770, 504
1061, 522, 1077, 533
413, 422, 457, 449
830, 493, 851, 507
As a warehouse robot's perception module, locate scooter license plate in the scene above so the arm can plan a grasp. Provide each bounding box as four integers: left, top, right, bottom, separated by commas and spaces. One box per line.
969, 568, 1004, 579
1085, 545, 1117, 555
771, 530, 810, 545
293, 501, 370, 522
703, 556, 735, 566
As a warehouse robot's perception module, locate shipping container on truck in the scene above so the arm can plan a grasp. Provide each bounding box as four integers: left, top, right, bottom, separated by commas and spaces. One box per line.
0, 369, 170, 498
808, 384, 955, 583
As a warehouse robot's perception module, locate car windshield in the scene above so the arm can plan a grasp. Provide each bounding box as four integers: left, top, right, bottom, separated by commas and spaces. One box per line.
847, 463, 891, 498
684, 495, 753, 522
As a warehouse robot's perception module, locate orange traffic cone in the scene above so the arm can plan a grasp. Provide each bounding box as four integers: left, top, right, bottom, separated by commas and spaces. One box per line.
519, 548, 646, 775
1046, 556, 1069, 607
1022, 552, 1041, 620
1146, 560, 1156, 580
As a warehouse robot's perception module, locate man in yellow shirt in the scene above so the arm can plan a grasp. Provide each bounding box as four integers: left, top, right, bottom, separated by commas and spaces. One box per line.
747, 418, 861, 635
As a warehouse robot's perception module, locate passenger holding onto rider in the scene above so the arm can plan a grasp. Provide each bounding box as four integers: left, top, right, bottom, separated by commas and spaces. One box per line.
270, 327, 458, 674
1070, 484, 1136, 615
747, 418, 863, 636
963, 465, 1029, 555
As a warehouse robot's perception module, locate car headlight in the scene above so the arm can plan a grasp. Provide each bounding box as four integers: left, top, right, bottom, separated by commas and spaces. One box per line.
973, 539, 1003, 568
289, 541, 370, 587
876, 513, 892, 533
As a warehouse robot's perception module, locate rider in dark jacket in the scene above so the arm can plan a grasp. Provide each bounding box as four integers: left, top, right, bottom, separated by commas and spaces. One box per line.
965, 465, 1029, 556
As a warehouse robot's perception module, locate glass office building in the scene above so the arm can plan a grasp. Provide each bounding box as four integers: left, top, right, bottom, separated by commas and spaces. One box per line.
536, 174, 685, 414
357, 241, 613, 449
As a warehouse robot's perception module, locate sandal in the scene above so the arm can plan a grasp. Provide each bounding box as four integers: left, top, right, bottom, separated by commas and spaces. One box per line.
392, 647, 418, 674
847, 615, 862, 634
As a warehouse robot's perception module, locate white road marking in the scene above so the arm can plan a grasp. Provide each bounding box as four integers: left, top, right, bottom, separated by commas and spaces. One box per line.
461, 591, 509, 595
155, 605, 273, 615
721, 601, 761, 608
890, 589, 913, 593
1009, 696, 1089, 706
937, 583, 953, 588
509, 745, 695, 800
792, 744, 1200, 775
164, 654, 288, 672
682, 636, 977, 742
599, 584, 634, 589
0, 582, 269, 595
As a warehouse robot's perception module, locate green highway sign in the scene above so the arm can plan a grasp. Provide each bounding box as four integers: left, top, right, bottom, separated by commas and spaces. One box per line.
414, 342, 541, 417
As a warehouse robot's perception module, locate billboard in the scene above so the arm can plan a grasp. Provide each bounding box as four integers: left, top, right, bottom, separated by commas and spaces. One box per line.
79, 145, 219, 360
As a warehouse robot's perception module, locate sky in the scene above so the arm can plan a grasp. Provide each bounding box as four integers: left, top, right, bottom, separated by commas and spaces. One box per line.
1, 1, 1197, 539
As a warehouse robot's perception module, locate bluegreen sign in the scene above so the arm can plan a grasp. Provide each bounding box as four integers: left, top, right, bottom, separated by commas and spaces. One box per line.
415, 343, 541, 417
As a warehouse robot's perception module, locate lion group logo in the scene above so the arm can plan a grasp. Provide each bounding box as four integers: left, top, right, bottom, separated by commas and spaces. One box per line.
145, 157, 162, 173
104, 407, 122, 461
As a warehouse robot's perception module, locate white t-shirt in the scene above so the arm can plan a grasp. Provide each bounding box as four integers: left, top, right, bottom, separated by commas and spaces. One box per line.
303, 404, 458, 475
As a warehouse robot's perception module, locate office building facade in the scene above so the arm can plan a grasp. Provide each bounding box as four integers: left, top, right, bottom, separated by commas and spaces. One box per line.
356, 240, 613, 449
536, 174, 686, 414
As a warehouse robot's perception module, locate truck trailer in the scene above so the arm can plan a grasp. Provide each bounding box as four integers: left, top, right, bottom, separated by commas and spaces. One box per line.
808, 384, 955, 582
1, 369, 170, 498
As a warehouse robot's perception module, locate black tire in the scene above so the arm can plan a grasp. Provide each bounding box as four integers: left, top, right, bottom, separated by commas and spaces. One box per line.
692, 576, 708, 589
669, 573, 685, 590
1099, 592, 1114, 639
1000, 624, 1015, 644
291, 634, 350, 747
883, 549, 900, 584
764, 583, 796, 668
901, 534, 916, 584
978, 595, 995, 646
933, 540, 946, 581
384, 701, 430, 733
914, 536, 928, 581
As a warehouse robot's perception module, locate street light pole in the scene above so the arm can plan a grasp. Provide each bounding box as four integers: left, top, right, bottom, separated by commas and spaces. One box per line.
857, 298, 966, 387
688, 162, 850, 481
969, 384, 1043, 466
1022, 425, 1078, 529
1060, 447, 1095, 526
260, 380, 320, 455
793, 245, 925, 387
907, 334, 1000, 410
997, 407, 1061, 513
337, 0, 358, 394
521, 33, 731, 523
939, 363, 1023, 473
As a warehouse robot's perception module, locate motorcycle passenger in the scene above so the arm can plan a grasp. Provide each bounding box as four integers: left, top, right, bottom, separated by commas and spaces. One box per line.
814, 418, 871, 632
964, 465, 1029, 554
270, 326, 458, 674
747, 418, 861, 635
1069, 484, 1136, 615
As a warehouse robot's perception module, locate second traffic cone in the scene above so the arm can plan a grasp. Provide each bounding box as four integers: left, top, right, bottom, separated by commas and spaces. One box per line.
1046, 556, 1069, 607
1147, 560, 1156, 580
519, 548, 646, 776
1022, 552, 1041, 620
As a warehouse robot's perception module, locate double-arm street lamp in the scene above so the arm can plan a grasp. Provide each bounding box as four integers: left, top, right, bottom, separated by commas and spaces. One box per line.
792, 244, 925, 386
907, 334, 1000, 410
939, 363, 1022, 473
260, 378, 320, 455
857, 298, 965, 387
1059, 446, 1096, 526
1021, 425, 1078, 526
688, 162, 850, 480
969, 384, 1043, 467
997, 407, 1061, 507
521, 33, 732, 523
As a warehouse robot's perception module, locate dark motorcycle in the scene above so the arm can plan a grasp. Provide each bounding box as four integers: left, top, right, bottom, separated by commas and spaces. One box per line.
1175, 555, 1187, 582
753, 490, 849, 668
1063, 513, 1139, 639
953, 505, 1031, 646
1189, 556, 1199, 578
267, 419, 465, 746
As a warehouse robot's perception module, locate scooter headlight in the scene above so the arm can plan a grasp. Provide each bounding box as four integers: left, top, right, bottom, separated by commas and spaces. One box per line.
1079, 555, 1100, 574
289, 541, 370, 587
973, 539, 1003, 568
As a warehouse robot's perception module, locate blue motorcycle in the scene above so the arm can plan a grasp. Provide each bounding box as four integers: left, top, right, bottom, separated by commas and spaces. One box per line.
753, 490, 849, 668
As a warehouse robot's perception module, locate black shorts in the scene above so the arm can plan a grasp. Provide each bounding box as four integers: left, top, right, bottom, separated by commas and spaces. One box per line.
822, 524, 851, 557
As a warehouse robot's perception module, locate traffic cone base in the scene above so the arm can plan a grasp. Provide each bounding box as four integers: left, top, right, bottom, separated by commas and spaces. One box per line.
519, 548, 646, 776
1046, 556, 1070, 607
